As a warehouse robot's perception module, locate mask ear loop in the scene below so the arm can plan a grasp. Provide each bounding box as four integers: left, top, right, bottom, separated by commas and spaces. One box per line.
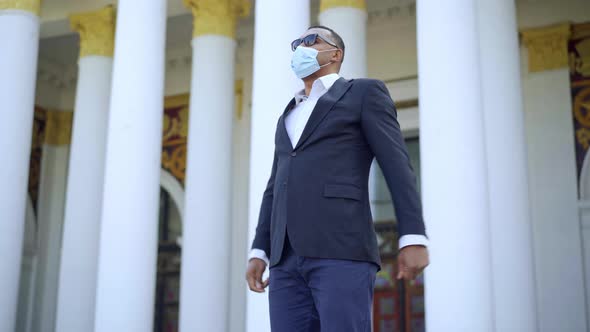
317, 48, 339, 67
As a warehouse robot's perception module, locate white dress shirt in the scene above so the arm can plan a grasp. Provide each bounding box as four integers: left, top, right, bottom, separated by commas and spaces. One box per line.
249, 74, 428, 266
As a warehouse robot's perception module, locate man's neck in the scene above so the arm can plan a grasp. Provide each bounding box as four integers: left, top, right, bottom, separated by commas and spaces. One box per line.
302, 70, 338, 96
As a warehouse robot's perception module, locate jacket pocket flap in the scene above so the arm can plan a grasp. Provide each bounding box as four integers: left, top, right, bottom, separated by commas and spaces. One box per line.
323, 183, 362, 201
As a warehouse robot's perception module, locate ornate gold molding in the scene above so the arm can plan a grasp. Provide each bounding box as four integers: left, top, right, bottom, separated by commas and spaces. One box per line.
572, 22, 590, 40
573, 40, 590, 77
44, 110, 73, 145
163, 95, 189, 184
571, 23, 590, 77
320, 0, 366, 13
165, 94, 190, 109
521, 23, 571, 72
183, 0, 250, 39
0, 0, 42, 15
70, 6, 115, 58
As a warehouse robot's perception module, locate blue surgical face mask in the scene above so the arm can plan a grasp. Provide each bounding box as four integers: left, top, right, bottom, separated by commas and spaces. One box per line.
291, 46, 337, 79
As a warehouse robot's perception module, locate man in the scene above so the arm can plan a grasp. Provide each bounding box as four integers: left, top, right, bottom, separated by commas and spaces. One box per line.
245, 26, 429, 331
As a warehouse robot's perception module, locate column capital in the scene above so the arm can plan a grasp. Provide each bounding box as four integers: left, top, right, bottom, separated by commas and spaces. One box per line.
320, 0, 366, 13
183, 0, 250, 39
0, 0, 42, 15
521, 23, 571, 72
44, 110, 73, 145
69, 6, 116, 58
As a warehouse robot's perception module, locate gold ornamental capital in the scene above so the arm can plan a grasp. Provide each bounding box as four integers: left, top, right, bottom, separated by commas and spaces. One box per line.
320, 0, 366, 13
0, 0, 42, 15
69, 6, 116, 58
521, 23, 571, 72
183, 0, 250, 39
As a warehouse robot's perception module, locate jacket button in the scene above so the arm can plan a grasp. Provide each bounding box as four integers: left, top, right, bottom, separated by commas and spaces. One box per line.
291, 151, 297, 157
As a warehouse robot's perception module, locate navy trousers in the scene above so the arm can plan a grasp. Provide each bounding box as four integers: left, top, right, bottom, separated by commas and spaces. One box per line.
269, 237, 378, 332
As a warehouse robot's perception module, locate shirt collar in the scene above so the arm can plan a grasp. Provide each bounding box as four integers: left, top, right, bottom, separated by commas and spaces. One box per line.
294, 73, 341, 105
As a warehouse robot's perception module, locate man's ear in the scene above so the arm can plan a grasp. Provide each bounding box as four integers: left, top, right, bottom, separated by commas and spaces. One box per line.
334, 49, 343, 62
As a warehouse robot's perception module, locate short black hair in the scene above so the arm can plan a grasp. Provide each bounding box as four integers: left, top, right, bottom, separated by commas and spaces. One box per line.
307, 25, 345, 63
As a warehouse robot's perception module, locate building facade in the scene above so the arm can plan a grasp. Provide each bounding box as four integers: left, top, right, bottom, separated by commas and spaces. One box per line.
1, 0, 590, 331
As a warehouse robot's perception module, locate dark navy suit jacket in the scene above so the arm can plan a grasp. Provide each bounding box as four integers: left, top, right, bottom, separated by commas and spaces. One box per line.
252, 77, 426, 268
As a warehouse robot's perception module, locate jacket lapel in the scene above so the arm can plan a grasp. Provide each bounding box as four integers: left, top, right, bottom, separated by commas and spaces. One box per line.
278, 98, 296, 150
294, 77, 352, 151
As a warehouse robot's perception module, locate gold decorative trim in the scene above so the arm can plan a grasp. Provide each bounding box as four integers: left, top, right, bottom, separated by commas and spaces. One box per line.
70, 6, 116, 58
161, 144, 187, 183
320, 0, 366, 13
163, 96, 189, 185
574, 86, 590, 127
571, 23, 590, 77
44, 110, 73, 145
0, 0, 42, 15
572, 39, 590, 77
521, 23, 571, 72
577, 128, 590, 150
183, 0, 250, 39
572, 23, 590, 40
165, 94, 190, 108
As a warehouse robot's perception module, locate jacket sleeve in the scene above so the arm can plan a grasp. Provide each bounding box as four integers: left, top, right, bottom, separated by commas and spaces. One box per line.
360, 79, 427, 237
250, 148, 278, 258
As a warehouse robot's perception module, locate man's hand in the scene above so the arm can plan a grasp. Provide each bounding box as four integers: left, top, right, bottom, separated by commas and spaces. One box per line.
246, 258, 269, 293
397, 245, 429, 281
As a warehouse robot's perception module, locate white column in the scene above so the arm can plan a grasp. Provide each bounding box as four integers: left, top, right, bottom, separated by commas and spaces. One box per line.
318, 0, 367, 79
179, 1, 248, 331
247, 1, 309, 332
478, 1, 537, 331
93, 1, 167, 331
230, 79, 251, 332
417, 2, 494, 331
32, 109, 72, 332
0, 1, 41, 331
55, 7, 115, 332
522, 23, 587, 332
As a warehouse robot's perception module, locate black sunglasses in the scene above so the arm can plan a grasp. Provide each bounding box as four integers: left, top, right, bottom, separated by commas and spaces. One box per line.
291, 33, 339, 51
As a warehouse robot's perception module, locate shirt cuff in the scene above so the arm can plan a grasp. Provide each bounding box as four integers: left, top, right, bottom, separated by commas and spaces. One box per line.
249, 248, 269, 266
399, 234, 429, 250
